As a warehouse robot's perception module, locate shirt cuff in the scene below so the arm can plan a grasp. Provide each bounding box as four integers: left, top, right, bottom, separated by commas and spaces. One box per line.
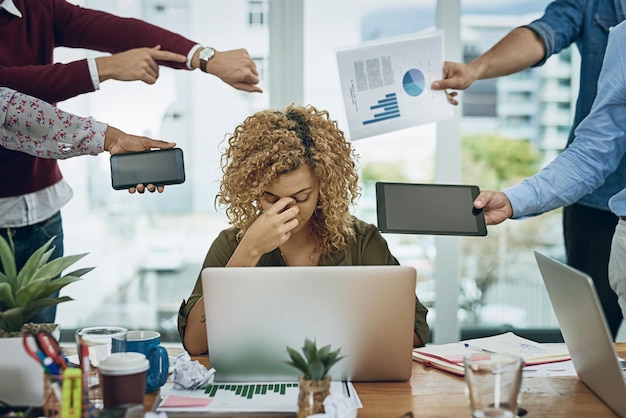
503, 183, 540, 219
87, 57, 100, 90
188, 44, 203, 70
91, 120, 108, 154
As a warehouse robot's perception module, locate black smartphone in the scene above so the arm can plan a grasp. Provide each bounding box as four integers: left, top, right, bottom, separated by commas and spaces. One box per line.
110, 148, 185, 190
375, 182, 487, 236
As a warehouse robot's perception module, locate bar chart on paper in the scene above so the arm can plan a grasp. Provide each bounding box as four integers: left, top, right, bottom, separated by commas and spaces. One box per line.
157, 381, 361, 414
363, 92, 401, 125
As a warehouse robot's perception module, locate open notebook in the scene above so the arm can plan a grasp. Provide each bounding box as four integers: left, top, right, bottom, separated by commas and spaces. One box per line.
412, 332, 570, 376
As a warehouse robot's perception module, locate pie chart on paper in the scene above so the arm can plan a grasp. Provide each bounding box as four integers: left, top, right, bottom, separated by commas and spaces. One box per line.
402, 68, 425, 97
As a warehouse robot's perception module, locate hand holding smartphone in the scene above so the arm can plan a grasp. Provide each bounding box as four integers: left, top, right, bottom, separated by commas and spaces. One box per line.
110, 148, 185, 190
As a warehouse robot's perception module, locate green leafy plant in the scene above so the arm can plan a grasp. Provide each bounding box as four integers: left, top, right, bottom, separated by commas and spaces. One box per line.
286, 338, 345, 381
0, 232, 94, 333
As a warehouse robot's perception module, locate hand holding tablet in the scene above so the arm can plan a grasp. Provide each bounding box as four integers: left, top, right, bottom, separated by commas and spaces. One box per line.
375, 182, 487, 236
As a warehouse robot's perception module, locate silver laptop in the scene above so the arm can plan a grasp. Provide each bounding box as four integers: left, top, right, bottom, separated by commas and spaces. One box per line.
534, 250, 626, 417
201, 265, 417, 382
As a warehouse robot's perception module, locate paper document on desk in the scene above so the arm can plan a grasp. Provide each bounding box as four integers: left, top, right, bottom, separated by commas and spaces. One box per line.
412, 332, 571, 376
336, 30, 452, 140
157, 381, 361, 414
522, 359, 577, 377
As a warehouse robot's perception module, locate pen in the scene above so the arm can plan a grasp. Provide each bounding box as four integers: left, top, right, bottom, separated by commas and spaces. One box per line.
79, 341, 91, 418
464, 343, 496, 354
342, 380, 351, 398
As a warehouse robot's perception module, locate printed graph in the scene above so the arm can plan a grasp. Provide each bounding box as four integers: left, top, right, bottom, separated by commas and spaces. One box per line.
362, 92, 400, 125
205, 382, 298, 400
158, 381, 360, 414
402, 68, 425, 97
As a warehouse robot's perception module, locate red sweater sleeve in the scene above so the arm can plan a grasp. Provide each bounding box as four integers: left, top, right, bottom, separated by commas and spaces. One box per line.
0, 61, 94, 104
0, 0, 198, 103
52, 1, 197, 67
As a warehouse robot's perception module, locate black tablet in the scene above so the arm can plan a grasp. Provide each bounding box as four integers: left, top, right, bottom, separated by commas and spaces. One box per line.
375, 182, 487, 236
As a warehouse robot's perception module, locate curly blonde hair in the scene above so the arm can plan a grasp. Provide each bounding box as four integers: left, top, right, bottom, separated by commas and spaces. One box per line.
218, 104, 360, 257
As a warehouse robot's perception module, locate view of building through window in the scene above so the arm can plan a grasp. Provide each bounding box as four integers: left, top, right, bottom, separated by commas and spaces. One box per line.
53, 0, 578, 342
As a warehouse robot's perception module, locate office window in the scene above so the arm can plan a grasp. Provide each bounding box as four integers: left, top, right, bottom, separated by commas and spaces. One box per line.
252, 56, 266, 80
248, 0, 266, 26
459, 0, 573, 339
55, 0, 270, 342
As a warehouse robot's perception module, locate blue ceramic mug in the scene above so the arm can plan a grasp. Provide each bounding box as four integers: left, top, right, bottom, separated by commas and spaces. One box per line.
112, 330, 169, 393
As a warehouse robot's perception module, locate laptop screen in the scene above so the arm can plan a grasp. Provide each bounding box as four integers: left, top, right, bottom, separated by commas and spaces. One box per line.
201, 265, 417, 382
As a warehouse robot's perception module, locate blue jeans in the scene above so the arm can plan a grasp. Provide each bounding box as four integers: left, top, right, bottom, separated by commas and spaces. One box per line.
0, 211, 64, 324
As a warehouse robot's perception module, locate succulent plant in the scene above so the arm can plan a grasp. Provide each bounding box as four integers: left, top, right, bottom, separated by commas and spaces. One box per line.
286, 338, 345, 381
0, 231, 94, 333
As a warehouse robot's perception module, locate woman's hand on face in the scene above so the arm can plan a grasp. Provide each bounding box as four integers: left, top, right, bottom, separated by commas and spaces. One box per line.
242, 197, 300, 254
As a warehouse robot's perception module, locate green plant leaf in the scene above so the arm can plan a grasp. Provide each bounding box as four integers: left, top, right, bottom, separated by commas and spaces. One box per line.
0, 307, 28, 333
285, 346, 310, 376
29, 253, 88, 283
302, 338, 317, 363
309, 360, 325, 380
0, 231, 91, 333
15, 276, 80, 306
63, 267, 96, 278
0, 296, 73, 332
15, 237, 55, 285
0, 234, 17, 280
318, 344, 331, 360
0, 282, 15, 306
285, 339, 344, 381
323, 350, 344, 371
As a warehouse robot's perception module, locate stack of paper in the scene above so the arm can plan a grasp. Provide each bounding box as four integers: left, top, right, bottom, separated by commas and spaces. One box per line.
156, 381, 361, 415
412, 332, 571, 376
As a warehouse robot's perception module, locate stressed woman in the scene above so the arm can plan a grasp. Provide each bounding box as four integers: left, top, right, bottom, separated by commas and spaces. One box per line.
178, 104, 429, 355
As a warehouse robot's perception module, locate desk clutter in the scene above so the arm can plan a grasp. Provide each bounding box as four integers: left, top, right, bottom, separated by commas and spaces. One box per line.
156, 381, 360, 416
6, 327, 169, 418
412, 332, 571, 376
8, 331, 362, 418
157, 350, 362, 417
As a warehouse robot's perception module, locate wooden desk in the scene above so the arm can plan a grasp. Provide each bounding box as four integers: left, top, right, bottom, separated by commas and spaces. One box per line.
146, 344, 626, 417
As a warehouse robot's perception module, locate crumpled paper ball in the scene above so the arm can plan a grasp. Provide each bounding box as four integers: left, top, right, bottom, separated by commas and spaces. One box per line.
170, 351, 215, 390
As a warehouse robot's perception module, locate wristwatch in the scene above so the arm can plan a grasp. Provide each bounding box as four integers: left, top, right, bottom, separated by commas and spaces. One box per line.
198, 46, 215, 73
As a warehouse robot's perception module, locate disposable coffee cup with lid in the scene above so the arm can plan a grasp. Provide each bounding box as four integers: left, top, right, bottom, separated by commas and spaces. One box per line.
100, 352, 150, 408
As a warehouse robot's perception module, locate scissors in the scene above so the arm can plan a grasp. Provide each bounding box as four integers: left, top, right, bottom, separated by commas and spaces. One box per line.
22, 330, 67, 374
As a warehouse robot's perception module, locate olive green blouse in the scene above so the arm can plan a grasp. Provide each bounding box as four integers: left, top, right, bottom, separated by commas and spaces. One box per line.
177, 217, 430, 348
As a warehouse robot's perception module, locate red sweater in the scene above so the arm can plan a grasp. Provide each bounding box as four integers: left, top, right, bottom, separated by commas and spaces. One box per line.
0, 0, 197, 197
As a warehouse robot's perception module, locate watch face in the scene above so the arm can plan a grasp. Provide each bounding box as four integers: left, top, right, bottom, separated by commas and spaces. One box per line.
199, 47, 215, 72
200, 47, 215, 61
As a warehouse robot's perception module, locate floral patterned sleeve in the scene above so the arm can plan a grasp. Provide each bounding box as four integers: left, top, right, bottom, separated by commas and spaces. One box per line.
0, 87, 108, 159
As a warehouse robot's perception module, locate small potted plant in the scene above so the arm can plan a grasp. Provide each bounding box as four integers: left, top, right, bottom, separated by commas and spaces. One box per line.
0, 232, 93, 335
286, 338, 345, 418
0, 232, 93, 406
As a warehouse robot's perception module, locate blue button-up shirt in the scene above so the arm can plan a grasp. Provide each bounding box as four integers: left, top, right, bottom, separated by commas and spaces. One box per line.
505, 20, 626, 218
525, 0, 626, 210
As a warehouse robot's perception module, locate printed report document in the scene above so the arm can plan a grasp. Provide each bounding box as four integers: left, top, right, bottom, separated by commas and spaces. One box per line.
336, 30, 452, 140
156, 381, 361, 415
412, 332, 571, 376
